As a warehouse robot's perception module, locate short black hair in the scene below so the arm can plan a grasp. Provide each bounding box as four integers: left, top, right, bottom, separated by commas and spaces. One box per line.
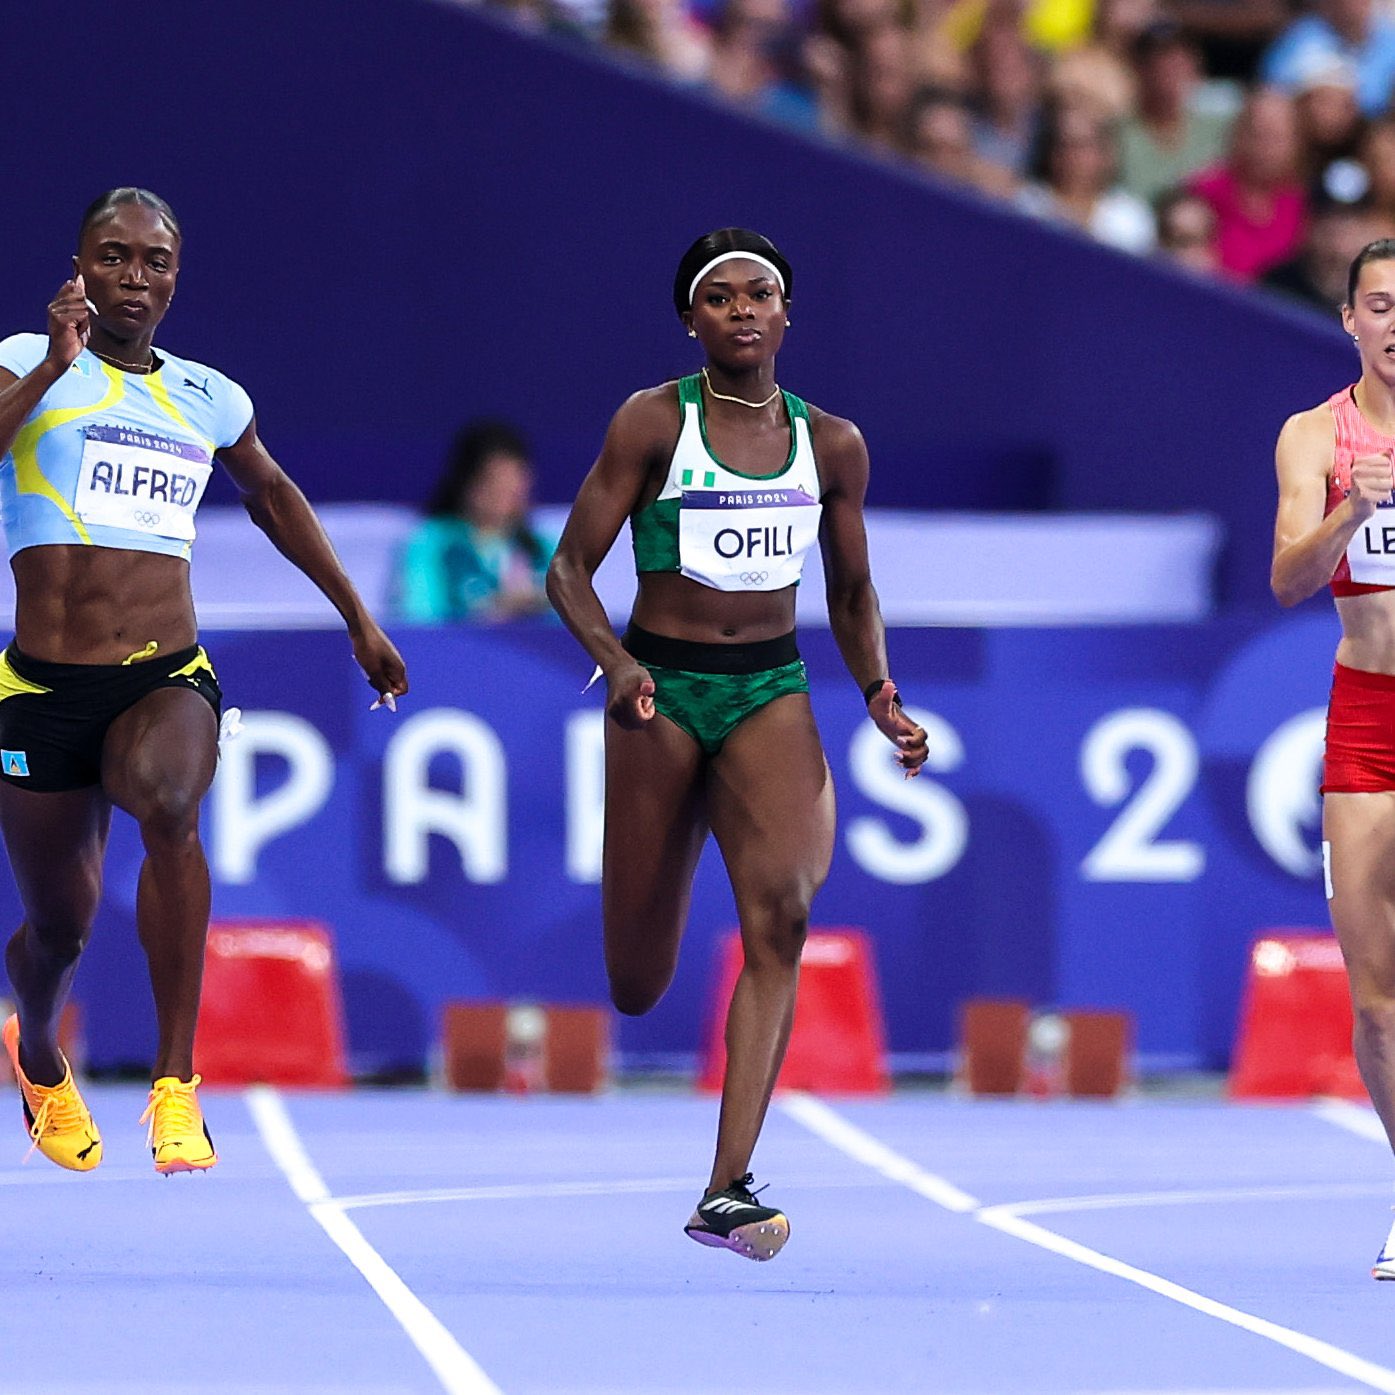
1347, 238, 1395, 304
673, 228, 792, 317
426, 420, 532, 518
78, 188, 181, 248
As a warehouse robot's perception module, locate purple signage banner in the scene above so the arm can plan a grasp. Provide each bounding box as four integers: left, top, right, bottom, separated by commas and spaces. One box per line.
15, 612, 1339, 1078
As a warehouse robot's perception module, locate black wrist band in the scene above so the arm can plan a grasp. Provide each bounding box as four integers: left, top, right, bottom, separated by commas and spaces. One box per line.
864, 679, 902, 706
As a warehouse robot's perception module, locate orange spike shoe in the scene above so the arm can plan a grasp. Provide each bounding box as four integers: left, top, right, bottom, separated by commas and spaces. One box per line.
2, 1014, 102, 1171
141, 1075, 218, 1175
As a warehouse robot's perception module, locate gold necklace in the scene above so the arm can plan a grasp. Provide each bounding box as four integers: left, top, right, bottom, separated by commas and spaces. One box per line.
701, 366, 780, 410
90, 347, 157, 375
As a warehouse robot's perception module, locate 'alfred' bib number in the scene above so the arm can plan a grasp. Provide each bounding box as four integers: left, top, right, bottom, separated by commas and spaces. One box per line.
678, 487, 822, 592
75, 425, 211, 541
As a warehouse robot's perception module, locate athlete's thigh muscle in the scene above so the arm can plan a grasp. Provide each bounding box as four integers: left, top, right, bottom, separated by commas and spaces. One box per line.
707, 693, 835, 910
0, 784, 111, 926
1326, 791, 1395, 995
603, 713, 708, 977
100, 687, 219, 818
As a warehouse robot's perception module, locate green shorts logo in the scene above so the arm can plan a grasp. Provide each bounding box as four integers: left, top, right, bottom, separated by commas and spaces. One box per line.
2, 750, 30, 777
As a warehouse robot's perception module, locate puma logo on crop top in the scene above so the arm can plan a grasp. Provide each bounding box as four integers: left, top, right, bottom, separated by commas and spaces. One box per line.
0, 333, 253, 561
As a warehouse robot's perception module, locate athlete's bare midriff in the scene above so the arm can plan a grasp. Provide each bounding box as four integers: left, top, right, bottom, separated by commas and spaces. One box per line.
629, 571, 799, 645
10, 545, 197, 663
1336, 590, 1395, 673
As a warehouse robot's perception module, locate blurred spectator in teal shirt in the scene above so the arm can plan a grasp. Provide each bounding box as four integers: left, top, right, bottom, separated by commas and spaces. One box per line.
395, 422, 556, 623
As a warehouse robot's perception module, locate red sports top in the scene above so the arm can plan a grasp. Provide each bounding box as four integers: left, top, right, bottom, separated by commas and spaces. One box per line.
1326, 385, 1395, 596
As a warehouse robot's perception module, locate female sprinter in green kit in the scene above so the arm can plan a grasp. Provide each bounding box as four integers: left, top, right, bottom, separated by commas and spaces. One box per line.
547, 228, 928, 1261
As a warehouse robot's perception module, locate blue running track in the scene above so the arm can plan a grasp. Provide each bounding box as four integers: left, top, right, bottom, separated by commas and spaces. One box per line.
2, 1088, 1393, 1394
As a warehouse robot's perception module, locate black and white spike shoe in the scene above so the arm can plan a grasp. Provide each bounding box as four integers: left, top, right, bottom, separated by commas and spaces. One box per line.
685, 1173, 789, 1261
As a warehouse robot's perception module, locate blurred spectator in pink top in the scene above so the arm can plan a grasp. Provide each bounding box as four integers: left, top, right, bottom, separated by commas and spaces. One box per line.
1187, 88, 1307, 280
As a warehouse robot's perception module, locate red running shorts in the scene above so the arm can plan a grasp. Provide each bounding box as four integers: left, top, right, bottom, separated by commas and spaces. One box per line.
1324, 662, 1395, 793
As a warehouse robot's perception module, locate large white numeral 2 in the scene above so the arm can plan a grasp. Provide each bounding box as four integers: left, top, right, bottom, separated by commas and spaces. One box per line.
1080, 708, 1205, 883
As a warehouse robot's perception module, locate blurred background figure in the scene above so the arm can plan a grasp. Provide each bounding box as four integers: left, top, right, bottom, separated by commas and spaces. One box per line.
1358, 116, 1395, 230
850, 20, 919, 147
1188, 86, 1307, 280
1260, 0, 1395, 117
394, 422, 556, 624
605, 0, 712, 79
1292, 55, 1365, 187
970, 17, 1048, 177
1164, 0, 1286, 82
1117, 21, 1235, 203
705, 0, 820, 126
1018, 99, 1156, 251
1261, 187, 1385, 316
1047, 0, 1154, 123
1154, 184, 1222, 271
908, 83, 1021, 190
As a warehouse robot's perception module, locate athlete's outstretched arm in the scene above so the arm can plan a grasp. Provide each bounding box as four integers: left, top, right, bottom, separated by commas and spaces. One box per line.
1272, 406, 1390, 606
218, 422, 407, 701
814, 413, 927, 775
547, 390, 670, 728
0, 276, 91, 458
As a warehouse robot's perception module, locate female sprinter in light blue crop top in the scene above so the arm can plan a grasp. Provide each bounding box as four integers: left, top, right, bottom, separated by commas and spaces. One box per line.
0, 189, 407, 1177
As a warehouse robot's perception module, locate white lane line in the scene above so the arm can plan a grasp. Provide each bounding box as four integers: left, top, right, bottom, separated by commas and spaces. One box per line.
333, 1171, 887, 1213
335, 1177, 699, 1211
778, 1092, 980, 1212
1314, 1099, 1389, 1146
246, 1086, 502, 1395
778, 1093, 1395, 1395
996, 1181, 1390, 1219
975, 1206, 1395, 1394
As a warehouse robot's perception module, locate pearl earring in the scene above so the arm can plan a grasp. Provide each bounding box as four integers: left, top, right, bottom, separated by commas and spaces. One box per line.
785, 319, 791, 327
688, 329, 697, 338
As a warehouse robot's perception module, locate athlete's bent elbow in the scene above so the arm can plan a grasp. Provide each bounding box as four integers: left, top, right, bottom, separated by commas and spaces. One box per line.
1270, 562, 1311, 608
544, 554, 571, 612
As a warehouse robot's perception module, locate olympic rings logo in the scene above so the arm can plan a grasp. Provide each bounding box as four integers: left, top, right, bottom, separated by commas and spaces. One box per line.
133, 510, 162, 528
739, 571, 769, 585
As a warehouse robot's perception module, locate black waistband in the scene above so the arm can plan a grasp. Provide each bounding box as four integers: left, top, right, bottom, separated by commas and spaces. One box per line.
6, 642, 203, 683
622, 624, 799, 675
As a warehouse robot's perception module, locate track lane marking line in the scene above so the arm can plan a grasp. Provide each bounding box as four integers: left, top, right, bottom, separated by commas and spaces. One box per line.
1314, 1099, 1389, 1146
333, 1171, 887, 1212
779, 1092, 1395, 1395
993, 1181, 1390, 1218
247, 1085, 503, 1395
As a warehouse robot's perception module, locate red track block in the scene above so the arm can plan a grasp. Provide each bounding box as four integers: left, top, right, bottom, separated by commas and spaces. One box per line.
1229, 930, 1365, 1100
1063, 1010, 1132, 1098
194, 920, 349, 1087
698, 929, 890, 1094
543, 1005, 611, 1093
956, 998, 1030, 1095
441, 1003, 509, 1091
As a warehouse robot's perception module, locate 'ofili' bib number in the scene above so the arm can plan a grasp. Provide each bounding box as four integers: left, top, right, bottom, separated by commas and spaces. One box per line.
75, 425, 211, 541
678, 487, 821, 592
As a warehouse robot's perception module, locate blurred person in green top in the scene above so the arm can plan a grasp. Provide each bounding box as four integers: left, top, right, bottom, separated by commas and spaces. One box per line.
395, 421, 556, 623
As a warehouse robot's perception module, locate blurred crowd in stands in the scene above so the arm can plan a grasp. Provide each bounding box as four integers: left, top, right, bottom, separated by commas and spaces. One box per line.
481, 0, 1395, 319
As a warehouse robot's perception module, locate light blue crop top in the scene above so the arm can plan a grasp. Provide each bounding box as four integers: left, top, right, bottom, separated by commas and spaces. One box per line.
0, 333, 254, 560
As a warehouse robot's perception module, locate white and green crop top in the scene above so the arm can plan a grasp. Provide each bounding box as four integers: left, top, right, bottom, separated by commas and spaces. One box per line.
631, 374, 822, 592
